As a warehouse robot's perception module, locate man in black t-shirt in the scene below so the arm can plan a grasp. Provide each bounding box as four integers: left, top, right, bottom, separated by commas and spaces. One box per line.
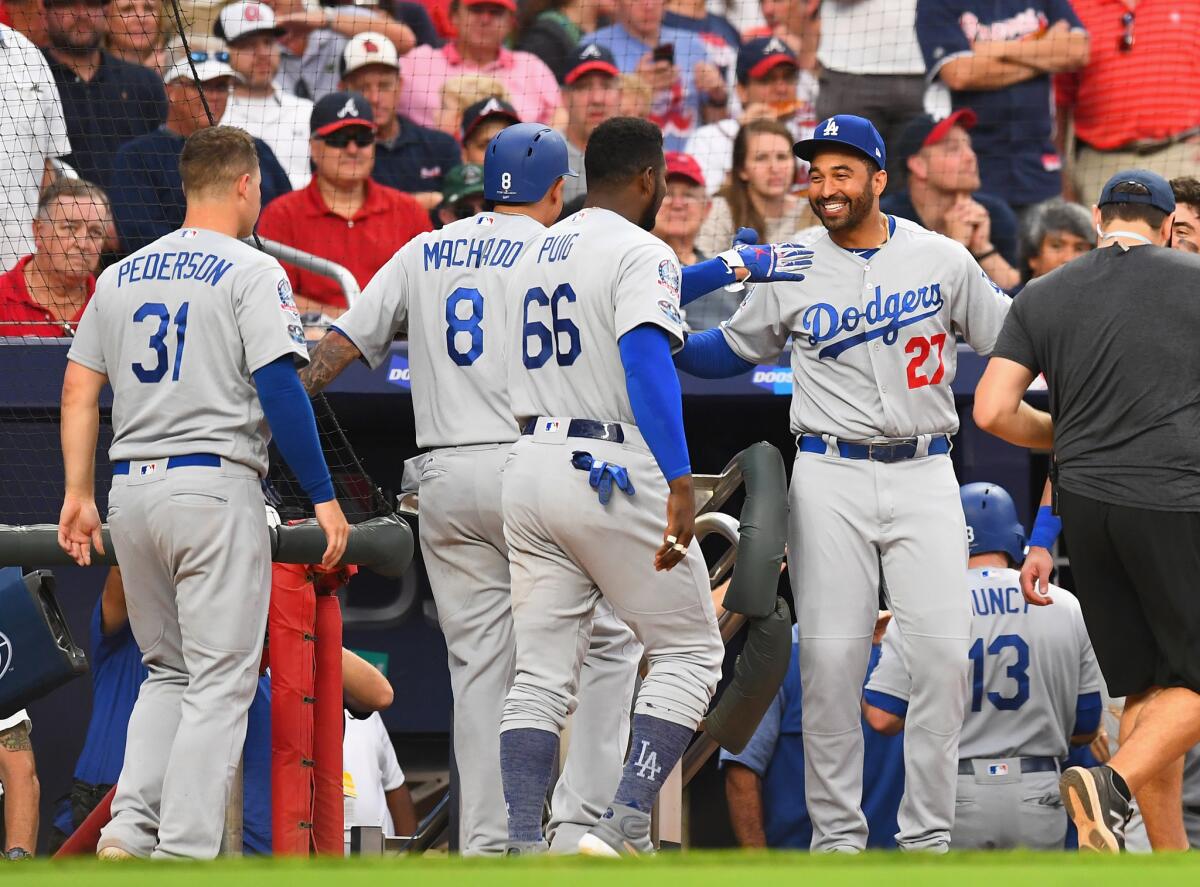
974, 169, 1200, 855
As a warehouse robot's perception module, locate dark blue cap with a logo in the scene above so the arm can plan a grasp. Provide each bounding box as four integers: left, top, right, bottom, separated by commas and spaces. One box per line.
793, 114, 887, 169
1098, 169, 1176, 215
735, 36, 798, 86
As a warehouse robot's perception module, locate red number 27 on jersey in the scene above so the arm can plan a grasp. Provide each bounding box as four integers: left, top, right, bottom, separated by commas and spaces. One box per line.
905, 333, 947, 389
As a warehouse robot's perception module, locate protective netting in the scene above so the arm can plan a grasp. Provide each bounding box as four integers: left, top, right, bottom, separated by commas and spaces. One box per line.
1, 0, 1198, 533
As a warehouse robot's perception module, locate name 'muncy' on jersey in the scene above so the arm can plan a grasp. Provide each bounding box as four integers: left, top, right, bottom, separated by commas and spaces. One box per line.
334, 211, 543, 449
68, 228, 308, 475
505, 207, 686, 426
720, 217, 1012, 440
866, 567, 1105, 760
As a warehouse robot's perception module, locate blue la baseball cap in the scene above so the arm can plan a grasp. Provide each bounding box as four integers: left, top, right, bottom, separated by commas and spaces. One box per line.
1098, 169, 1175, 215
793, 114, 887, 169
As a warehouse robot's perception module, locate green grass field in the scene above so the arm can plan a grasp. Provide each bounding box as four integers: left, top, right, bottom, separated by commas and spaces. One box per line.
18, 851, 1200, 886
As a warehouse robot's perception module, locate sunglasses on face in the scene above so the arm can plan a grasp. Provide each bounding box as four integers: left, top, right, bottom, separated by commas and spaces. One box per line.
1119, 11, 1135, 52
319, 129, 375, 149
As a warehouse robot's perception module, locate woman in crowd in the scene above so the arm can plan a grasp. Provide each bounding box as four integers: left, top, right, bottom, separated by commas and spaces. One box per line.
697, 119, 812, 256
1017, 198, 1096, 290
105, 0, 169, 74
512, 0, 615, 81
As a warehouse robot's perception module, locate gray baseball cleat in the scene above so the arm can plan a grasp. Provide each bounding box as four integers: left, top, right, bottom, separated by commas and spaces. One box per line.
1060, 765, 1132, 853
577, 803, 654, 856
505, 839, 549, 856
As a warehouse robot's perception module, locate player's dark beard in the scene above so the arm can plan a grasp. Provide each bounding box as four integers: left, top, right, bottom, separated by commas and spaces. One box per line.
49, 26, 103, 55
812, 187, 875, 233
640, 177, 667, 231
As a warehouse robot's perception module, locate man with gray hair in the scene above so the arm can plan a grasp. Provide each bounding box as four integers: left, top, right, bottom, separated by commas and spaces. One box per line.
1017, 198, 1096, 289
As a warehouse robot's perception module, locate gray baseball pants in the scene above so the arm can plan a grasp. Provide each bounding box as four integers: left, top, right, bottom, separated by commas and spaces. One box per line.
952, 762, 1066, 849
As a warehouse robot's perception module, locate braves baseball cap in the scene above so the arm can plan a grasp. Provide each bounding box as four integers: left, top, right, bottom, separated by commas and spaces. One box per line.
736, 36, 799, 86
163, 52, 243, 86
1098, 169, 1176, 215
563, 43, 619, 86
891, 109, 978, 163
311, 91, 376, 137
442, 163, 486, 205
665, 152, 705, 188
214, 1, 284, 44
340, 32, 399, 79
461, 97, 520, 143
461, 0, 517, 11
793, 114, 887, 168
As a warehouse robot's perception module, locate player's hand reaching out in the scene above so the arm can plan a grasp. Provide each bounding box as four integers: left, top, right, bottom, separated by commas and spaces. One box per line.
313, 499, 350, 570
1020, 545, 1055, 606
58, 494, 105, 567
656, 475, 695, 572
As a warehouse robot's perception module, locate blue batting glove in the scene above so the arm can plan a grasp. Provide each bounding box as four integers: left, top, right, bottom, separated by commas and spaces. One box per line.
721, 242, 814, 283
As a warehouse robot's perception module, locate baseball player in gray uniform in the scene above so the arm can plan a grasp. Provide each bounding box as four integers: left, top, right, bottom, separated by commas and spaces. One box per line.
57, 126, 348, 859
863, 482, 1105, 849
675, 115, 1012, 852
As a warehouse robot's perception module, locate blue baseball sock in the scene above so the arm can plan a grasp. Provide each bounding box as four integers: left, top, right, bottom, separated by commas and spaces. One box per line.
612, 714, 695, 813
499, 727, 559, 843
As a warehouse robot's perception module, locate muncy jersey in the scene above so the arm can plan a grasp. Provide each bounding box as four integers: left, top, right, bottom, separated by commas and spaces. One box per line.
720, 217, 1011, 439
333, 211, 542, 448
68, 228, 308, 476
505, 207, 686, 426
866, 567, 1104, 759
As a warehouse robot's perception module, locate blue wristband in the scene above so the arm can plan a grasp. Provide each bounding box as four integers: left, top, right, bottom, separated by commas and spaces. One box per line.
1028, 505, 1062, 549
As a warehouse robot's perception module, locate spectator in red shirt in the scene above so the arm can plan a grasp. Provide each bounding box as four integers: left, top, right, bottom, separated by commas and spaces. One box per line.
256, 91, 432, 316
1056, 0, 1200, 206
0, 177, 109, 337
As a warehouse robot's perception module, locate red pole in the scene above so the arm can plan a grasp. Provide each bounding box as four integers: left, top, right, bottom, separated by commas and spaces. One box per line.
269, 563, 317, 855
312, 590, 344, 854
52, 785, 116, 857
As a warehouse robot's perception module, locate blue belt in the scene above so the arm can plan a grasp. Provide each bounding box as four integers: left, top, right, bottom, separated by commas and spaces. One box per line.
798, 434, 950, 462
958, 756, 1058, 776
522, 418, 624, 444
111, 453, 221, 476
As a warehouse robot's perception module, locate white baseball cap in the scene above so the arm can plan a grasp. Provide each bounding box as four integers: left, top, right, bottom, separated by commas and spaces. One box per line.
163, 52, 244, 86
215, 0, 285, 45
340, 32, 399, 79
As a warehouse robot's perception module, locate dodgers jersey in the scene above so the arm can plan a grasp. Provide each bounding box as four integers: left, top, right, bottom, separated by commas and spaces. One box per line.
334, 211, 542, 449
866, 567, 1105, 760
721, 217, 1011, 439
506, 208, 685, 426
68, 228, 307, 475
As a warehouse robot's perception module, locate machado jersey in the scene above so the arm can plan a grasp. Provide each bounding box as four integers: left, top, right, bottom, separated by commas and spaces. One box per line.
866, 567, 1105, 759
334, 211, 543, 448
68, 228, 307, 475
506, 208, 685, 426
721, 217, 1011, 439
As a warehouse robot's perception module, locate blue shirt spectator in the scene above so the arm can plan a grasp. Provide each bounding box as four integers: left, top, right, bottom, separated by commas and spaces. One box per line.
109, 126, 291, 256
373, 118, 462, 196
719, 625, 906, 849
43, 49, 167, 190
915, 0, 1089, 210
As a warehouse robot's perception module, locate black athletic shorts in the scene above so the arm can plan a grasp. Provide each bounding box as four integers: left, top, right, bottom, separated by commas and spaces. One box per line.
1058, 488, 1200, 697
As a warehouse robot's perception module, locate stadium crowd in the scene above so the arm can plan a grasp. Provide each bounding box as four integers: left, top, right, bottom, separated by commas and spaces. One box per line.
1, 0, 1199, 859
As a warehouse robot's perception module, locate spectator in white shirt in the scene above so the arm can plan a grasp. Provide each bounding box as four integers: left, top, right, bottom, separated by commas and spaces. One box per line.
217, 1, 314, 190
342, 711, 417, 846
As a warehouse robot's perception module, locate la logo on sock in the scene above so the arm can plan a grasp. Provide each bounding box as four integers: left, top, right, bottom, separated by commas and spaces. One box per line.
633, 741, 662, 782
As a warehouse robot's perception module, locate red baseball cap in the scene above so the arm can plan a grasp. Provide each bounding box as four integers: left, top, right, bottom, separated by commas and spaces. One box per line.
462, 0, 517, 11
922, 108, 978, 147
665, 152, 705, 188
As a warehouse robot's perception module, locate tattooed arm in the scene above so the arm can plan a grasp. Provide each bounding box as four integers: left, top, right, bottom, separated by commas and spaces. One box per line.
299, 329, 364, 397
0, 721, 39, 853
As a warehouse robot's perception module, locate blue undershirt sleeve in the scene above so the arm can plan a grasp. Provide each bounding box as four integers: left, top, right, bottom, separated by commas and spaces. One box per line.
673, 327, 755, 378
1072, 691, 1102, 737
618, 325, 692, 482
252, 355, 336, 505
679, 256, 736, 306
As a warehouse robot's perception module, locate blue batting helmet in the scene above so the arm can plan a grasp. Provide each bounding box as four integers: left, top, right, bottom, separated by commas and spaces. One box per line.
961, 483, 1027, 565
484, 123, 578, 203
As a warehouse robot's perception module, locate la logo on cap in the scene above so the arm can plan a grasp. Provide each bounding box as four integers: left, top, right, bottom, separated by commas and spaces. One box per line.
822, 118, 839, 136
580, 44, 603, 59
337, 97, 360, 118
764, 37, 787, 54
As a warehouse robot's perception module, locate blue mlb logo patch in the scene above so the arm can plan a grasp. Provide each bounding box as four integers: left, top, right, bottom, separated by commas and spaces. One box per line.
987, 763, 1009, 776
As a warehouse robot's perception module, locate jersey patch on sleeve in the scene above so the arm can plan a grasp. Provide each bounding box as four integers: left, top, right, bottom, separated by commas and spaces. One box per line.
657, 299, 682, 325
656, 258, 681, 298
278, 278, 300, 316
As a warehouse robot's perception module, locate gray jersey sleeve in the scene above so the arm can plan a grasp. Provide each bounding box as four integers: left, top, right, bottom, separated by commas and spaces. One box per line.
67, 291, 108, 375
614, 242, 686, 349
863, 623, 912, 705
949, 247, 1012, 356
333, 246, 411, 370
719, 283, 790, 364
235, 265, 310, 373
